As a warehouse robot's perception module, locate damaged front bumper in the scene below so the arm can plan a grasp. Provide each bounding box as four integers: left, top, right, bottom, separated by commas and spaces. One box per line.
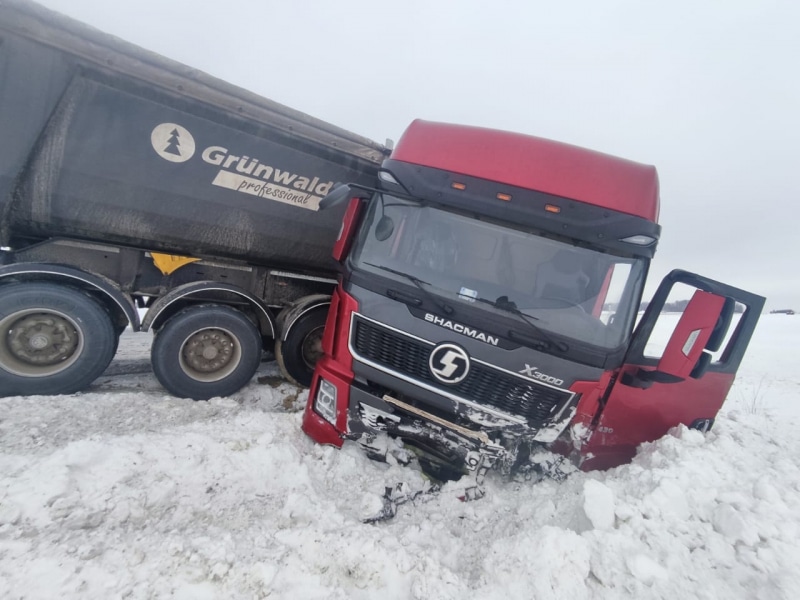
347, 386, 575, 480
303, 355, 580, 481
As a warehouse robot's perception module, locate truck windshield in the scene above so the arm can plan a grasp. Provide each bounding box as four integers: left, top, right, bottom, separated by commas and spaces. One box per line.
349, 194, 646, 350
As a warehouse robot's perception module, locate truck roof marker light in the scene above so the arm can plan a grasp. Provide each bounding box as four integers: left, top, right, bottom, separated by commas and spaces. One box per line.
545, 204, 561, 214
496, 193, 512, 202
451, 182, 467, 190
620, 234, 656, 246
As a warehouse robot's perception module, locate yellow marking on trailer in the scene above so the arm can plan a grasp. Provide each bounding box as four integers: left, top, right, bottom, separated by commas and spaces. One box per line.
151, 252, 201, 275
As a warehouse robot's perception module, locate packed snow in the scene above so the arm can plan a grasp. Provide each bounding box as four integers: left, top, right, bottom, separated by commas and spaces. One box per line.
1, 314, 798, 599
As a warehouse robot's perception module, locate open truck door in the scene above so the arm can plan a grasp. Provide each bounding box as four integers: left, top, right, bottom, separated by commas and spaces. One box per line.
579, 270, 765, 470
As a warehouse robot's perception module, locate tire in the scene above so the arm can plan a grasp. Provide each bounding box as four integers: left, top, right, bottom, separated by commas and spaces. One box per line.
0, 282, 117, 396
151, 305, 262, 400
275, 308, 327, 387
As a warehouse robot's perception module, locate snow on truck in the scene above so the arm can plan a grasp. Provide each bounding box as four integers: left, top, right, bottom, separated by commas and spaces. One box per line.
301, 120, 765, 481
0, 0, 386, 398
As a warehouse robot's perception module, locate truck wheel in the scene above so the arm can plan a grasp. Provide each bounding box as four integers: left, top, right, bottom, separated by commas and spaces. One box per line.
151, 305, 261, 400
276, 308, 327, 387
0, 283, 116, 396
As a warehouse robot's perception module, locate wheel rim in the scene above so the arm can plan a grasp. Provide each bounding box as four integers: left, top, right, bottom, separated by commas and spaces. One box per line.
178, 327, 242, 383
0, 309, 84, 377
300, 326, 325, 370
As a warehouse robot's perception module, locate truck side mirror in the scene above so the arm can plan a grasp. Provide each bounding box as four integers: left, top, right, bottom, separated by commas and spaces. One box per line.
319, 183, 352, 210
374, 216, 394, 241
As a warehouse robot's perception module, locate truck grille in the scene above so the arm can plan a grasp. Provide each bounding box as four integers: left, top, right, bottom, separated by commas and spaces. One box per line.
351, 316, 574, 428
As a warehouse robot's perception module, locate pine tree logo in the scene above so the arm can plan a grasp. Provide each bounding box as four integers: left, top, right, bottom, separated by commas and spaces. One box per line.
150, 123, 196, 163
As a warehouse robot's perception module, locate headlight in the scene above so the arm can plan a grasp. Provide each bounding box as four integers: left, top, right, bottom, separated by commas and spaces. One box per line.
314, 379, 338, 425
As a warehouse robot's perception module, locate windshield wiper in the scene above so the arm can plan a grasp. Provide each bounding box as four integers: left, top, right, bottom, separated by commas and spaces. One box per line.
474, 295, 569, 352
363, 262, 455, 316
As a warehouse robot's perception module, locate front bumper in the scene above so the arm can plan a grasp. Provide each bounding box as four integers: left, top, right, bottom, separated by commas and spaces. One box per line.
303, 358, 516, 474
305, 356, 580, 479
345, 379, 536, 477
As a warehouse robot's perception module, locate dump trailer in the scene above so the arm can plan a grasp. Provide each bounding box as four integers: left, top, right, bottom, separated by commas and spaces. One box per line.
0, 0, 386, 398
302, 120, 766, 479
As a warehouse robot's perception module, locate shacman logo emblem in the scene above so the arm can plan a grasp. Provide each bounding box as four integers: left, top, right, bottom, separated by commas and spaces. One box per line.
150, 123, 196, 163
428, 343, 470, 384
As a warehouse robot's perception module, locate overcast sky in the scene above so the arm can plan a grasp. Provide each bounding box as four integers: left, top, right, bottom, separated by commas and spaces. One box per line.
35, 0, 800, 310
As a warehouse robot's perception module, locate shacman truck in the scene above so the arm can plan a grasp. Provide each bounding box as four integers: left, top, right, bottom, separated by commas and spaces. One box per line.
0, 0, 386, 398
301, 120, 765, 479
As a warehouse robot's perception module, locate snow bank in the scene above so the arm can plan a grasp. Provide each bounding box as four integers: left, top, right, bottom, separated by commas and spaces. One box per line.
1, 316, 799, 599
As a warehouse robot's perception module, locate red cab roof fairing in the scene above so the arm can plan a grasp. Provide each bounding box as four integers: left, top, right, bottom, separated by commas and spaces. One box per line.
389, 120, 660, 223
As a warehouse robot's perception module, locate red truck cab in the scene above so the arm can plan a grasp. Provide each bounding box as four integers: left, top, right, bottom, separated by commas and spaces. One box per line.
303, 120, 764, 477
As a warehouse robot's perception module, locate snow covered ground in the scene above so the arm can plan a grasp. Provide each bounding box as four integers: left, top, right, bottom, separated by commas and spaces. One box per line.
1, 314, 798, 599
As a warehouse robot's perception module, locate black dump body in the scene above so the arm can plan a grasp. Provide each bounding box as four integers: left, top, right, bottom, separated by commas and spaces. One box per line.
0, 0, 385, 275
